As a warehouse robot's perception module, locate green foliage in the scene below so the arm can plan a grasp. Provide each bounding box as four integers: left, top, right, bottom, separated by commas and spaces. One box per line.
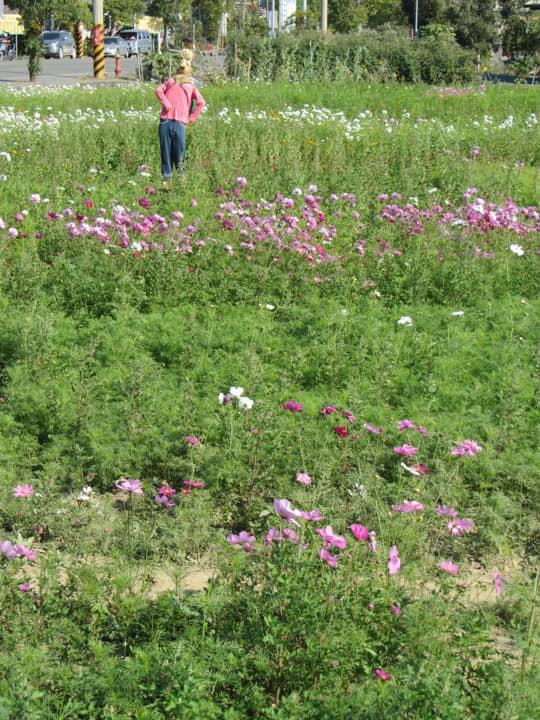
0, 80, 538, 719
226, 29, 477, 83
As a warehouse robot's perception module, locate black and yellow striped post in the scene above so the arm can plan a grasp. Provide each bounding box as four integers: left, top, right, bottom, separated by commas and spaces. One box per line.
73, 22, 84, 58
92, 24, 104, 78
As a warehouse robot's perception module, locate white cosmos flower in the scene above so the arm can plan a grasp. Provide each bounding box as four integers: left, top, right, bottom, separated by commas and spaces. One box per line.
451, 311, 464, 316
229, 386, 244, 398
510, 244, 524, 256
397, 316, 413, 327
238, 396, 253, 409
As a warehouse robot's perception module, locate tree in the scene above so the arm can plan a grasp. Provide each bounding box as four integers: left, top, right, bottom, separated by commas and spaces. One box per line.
16, 0, 91, 30
104, 0, 146, 27
500, 1, 540, 77
191, 0, 231, 42
328, 0, 364, 33
443, 0, 497, 56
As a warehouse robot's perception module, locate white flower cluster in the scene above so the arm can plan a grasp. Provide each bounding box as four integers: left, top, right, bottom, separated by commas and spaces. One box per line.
218, 386, 253, 409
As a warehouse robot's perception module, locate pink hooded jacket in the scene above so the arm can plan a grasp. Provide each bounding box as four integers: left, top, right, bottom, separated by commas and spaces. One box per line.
156, 79, 206, 124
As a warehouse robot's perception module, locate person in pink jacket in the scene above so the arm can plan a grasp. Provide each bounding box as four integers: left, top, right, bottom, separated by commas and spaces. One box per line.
155, 49, 206, 186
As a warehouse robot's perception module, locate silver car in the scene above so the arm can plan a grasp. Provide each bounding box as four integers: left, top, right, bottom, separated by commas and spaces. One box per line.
103, 36, 130, 58
41, 31, 76, 59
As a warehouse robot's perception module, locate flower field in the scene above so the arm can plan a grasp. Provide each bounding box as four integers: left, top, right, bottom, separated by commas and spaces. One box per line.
0, 78, 538, 719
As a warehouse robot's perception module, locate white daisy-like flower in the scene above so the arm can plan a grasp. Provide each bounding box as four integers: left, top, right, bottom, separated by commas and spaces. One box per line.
397, 316, 413, 327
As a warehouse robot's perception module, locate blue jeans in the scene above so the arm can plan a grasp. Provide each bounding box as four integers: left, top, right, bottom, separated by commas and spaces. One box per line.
159, 119, 186, 179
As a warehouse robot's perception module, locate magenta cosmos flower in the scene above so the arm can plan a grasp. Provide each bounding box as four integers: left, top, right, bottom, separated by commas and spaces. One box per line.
13, 484, 34, 498
350, 523, 370, 541
186, 436, 201, 445
333, 426, 350, 438
273, 498, 304, 527
115, 478, 144, 495
392, 500, 424, 513
394, 444, 418, 456
283, 401, 303, 412
375, 669, 392, 681
319, 548, 339, 567
451, 439, 483, 456
316, 525, 347, 549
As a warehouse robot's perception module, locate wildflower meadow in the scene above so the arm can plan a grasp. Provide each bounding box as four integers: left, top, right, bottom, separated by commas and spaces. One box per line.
0, 77, 538, 719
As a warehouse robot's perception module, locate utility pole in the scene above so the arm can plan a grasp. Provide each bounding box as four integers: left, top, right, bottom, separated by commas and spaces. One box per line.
92, 0, 104, 78
320, 0, 327, 33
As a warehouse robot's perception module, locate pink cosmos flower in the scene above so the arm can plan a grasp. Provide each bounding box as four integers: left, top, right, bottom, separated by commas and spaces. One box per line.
451, 439, 483, 456
0, 540, 17, 560
435, 505, 458, 517
341, 410, 355, 425
388, 545, 401, 575
319, 548, 339, 567
283, 400, 303, 412
394, 444, 418, 456
447, 518, 474, 536
296, 472, 312, 484
13, 484, 34, 498
350, 524, 370, 541
155, 494, 174, 508
186, 436, 201, 445
115, 477, 144, 495
316, 525, 347, 549
320, 405, 336, 416
13, 545, 36, 560
273, 498, 304, 527
493, 570, 503, 594
184, 479, 205, 489
439, 561, 458, 575
397, 419, 417, 429
392, 500, 424, 513
18, 583, 32, 592
368, 531, 377, 553
282, 528, 300, 543
263, 528, 283, 546
410, 463, 430, 475
363, 423, 384, 434
390, 604, 401, 615
301, 509, 325, 522
375, 669, 392, 681
227, 530, 256, 546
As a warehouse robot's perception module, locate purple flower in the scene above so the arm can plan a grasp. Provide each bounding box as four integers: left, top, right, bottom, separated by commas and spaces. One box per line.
363, 424, 385, 434
320, 405, 336, 416
394, 444, 418, 456
447, 518, 474, 536
115, 477, 144, 495
186, 435, 201, 445
316, 525, 347, 549
341, 410, 355, 425
451, 439, 483, 456
439, 561, 458, 575
319, 548, 339, 567
493, 570, 503, 594
375, 669, 392, 681
301, 509, 325, 522
397, 419, 416, 429
392, 500, 424, 513
282, 528, 300, 543
13, 545, 36, 560
0, 540, 17, 560
13, 484, 34, 498
388, 545, 401, 575
350, 524, 370, 541
283, 401, 303, 412
263, 528, 283, 546
435, 505, 458, 517
273, 498, 304, 527
390, 604, 401, 615
226, 530, 256, 545
155, 494, 174, 508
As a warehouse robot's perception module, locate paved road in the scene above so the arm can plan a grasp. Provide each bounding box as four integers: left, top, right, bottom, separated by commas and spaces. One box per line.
0, 52, 226, 86
0, 56, 142, 85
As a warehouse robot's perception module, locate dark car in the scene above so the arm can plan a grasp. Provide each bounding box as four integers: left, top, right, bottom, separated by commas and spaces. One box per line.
41, 31, 76, 59
103, 36, 130, 58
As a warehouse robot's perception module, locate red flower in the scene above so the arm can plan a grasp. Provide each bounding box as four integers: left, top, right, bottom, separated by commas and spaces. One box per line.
333, 426, 350, 438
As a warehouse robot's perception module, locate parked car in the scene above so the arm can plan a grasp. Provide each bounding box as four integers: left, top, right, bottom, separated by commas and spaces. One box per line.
41, 31, 76, 59
103, 36, 130, 58
117, 28, 152, 56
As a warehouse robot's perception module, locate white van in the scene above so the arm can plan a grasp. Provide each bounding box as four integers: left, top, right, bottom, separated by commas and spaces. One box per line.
118, 29, 152, 56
